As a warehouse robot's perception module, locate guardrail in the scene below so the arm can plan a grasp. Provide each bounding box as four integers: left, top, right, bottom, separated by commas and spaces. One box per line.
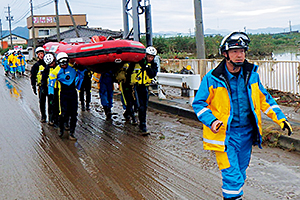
156, 72, 200, 105
160, 59, 300, 95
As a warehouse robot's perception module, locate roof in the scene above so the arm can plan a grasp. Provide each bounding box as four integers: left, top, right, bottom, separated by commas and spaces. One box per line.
46, 26, 123, 43
1, 32, 28, 40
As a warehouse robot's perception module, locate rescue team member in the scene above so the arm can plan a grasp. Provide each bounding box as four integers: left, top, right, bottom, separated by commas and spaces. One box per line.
16, 50, 26, 75
126, 46, 158, 134
116, 63, 137, 125
99, 70, 114, 119
79, 67, 92, 111
31, 47, 47, 122
192, 32, 293, 200
42, 53, 59, 127
2, 52, 10, 76
8, 51, 17, 78
48, 52, 85, 141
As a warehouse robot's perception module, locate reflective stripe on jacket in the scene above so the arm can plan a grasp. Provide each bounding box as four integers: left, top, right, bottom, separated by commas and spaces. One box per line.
192, 59, 287, 152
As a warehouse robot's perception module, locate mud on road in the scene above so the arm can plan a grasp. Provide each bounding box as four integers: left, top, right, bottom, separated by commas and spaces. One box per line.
0, 71, 299, 199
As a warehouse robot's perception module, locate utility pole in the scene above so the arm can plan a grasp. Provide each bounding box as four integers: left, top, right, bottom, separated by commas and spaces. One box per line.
5, 5, 13, 49
0, 20, 3, 49
65, 0, 80, 37
132, 0, 140, 41
144, 0, 153, 46
289, 20, 292, 33
194, 0, 205, 59
30, 0, 36, 53
122, 0, 129, 39
54, 0, 60, 42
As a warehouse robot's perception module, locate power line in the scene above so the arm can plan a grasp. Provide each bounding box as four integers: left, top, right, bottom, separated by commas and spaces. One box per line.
11, 0, 53, 26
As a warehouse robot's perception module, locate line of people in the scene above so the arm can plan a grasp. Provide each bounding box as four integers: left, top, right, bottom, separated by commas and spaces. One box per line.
30, 45, 158, 140
2, 50, 26, 78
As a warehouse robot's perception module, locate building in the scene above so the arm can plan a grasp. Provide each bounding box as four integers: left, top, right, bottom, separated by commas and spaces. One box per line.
26, 14, 88, 46
0, 33, 28, 49
46, 26, 123, 44
27, 14, 123, 46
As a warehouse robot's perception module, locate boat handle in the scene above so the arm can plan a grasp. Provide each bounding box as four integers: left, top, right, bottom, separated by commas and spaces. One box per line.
115, 58, 122, 63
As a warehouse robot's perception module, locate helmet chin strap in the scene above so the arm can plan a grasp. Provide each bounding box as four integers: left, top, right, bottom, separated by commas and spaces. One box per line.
225, 52, 244, 71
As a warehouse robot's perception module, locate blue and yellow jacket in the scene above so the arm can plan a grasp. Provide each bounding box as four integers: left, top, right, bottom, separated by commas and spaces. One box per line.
16, 55, 26, 67
48, 63, 85, 95
2, 56, 9, 67
8, 53, 17, 68
192, 59, 287, 152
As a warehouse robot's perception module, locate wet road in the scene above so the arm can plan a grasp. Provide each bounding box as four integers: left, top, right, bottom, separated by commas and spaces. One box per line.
0, 71, 300, 199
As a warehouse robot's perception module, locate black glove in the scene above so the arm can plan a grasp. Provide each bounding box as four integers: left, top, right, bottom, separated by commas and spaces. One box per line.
32, 86, 37, 95
281, 121, 293, 136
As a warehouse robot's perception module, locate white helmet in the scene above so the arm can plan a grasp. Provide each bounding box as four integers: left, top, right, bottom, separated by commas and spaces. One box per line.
44, 53, 55, 65
56, 52, 69, 65
145, 46, 157, 56
35, 47, 45, 55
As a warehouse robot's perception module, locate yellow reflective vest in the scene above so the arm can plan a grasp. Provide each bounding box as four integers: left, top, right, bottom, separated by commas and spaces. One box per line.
37, 65, 45, 86
131, 63, 152, 85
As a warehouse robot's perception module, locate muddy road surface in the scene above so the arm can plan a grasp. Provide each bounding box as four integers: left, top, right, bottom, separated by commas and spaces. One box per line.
0, 71, 300, 200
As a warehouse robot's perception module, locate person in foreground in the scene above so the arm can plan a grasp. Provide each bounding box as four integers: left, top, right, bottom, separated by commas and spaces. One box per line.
192, 31, 293, 200
48, 52, 85, 141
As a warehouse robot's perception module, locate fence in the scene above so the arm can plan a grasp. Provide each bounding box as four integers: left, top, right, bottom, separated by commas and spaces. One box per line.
160, 59, 300, 94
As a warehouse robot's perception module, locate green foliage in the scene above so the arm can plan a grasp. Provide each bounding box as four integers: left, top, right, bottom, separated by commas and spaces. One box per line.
140, 32, 300, 59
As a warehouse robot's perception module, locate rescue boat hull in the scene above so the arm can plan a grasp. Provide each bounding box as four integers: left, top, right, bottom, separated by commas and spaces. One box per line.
43, 40, 146, 73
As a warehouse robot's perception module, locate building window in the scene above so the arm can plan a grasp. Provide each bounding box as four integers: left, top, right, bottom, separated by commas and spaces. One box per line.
38, 29, 50, 36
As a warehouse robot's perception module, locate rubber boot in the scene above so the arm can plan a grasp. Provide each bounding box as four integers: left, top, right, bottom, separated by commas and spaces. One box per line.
106, 107, 112, 119
69, 132, 77, 141
131, 115, 138, 125
139, 122, 147, 133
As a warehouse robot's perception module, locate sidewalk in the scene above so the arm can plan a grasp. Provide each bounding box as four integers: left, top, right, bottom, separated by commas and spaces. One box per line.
148, 95, 300, 152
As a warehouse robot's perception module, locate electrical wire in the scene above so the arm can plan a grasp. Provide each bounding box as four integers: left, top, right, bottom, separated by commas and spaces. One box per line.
11, 0, 53, 26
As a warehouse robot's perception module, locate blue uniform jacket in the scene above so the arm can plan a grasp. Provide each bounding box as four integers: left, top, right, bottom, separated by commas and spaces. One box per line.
192, 59, 287, 151
48, 64, 85, 95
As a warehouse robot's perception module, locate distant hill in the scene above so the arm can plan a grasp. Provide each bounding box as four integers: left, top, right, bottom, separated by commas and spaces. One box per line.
3, 24, 300, 39
155, 24, 300, 37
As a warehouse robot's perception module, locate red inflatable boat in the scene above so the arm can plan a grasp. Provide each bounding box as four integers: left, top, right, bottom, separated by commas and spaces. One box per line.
43, 39, 146, 73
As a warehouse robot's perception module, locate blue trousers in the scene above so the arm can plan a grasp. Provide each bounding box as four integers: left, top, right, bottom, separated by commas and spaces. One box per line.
216, 125, 253, 199
99, 80, 113, 108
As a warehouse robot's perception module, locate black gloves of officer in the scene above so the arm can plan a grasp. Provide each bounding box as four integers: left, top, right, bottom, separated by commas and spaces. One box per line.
32, 86, 37, 95
281, 121, 293, 136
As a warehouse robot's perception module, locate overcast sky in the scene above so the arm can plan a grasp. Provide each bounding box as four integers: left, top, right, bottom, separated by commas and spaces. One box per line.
1, 0, 300, 34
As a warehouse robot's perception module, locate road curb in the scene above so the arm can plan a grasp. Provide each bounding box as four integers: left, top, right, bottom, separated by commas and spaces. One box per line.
148, 99, 198, 121
278, 135, 300, 151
